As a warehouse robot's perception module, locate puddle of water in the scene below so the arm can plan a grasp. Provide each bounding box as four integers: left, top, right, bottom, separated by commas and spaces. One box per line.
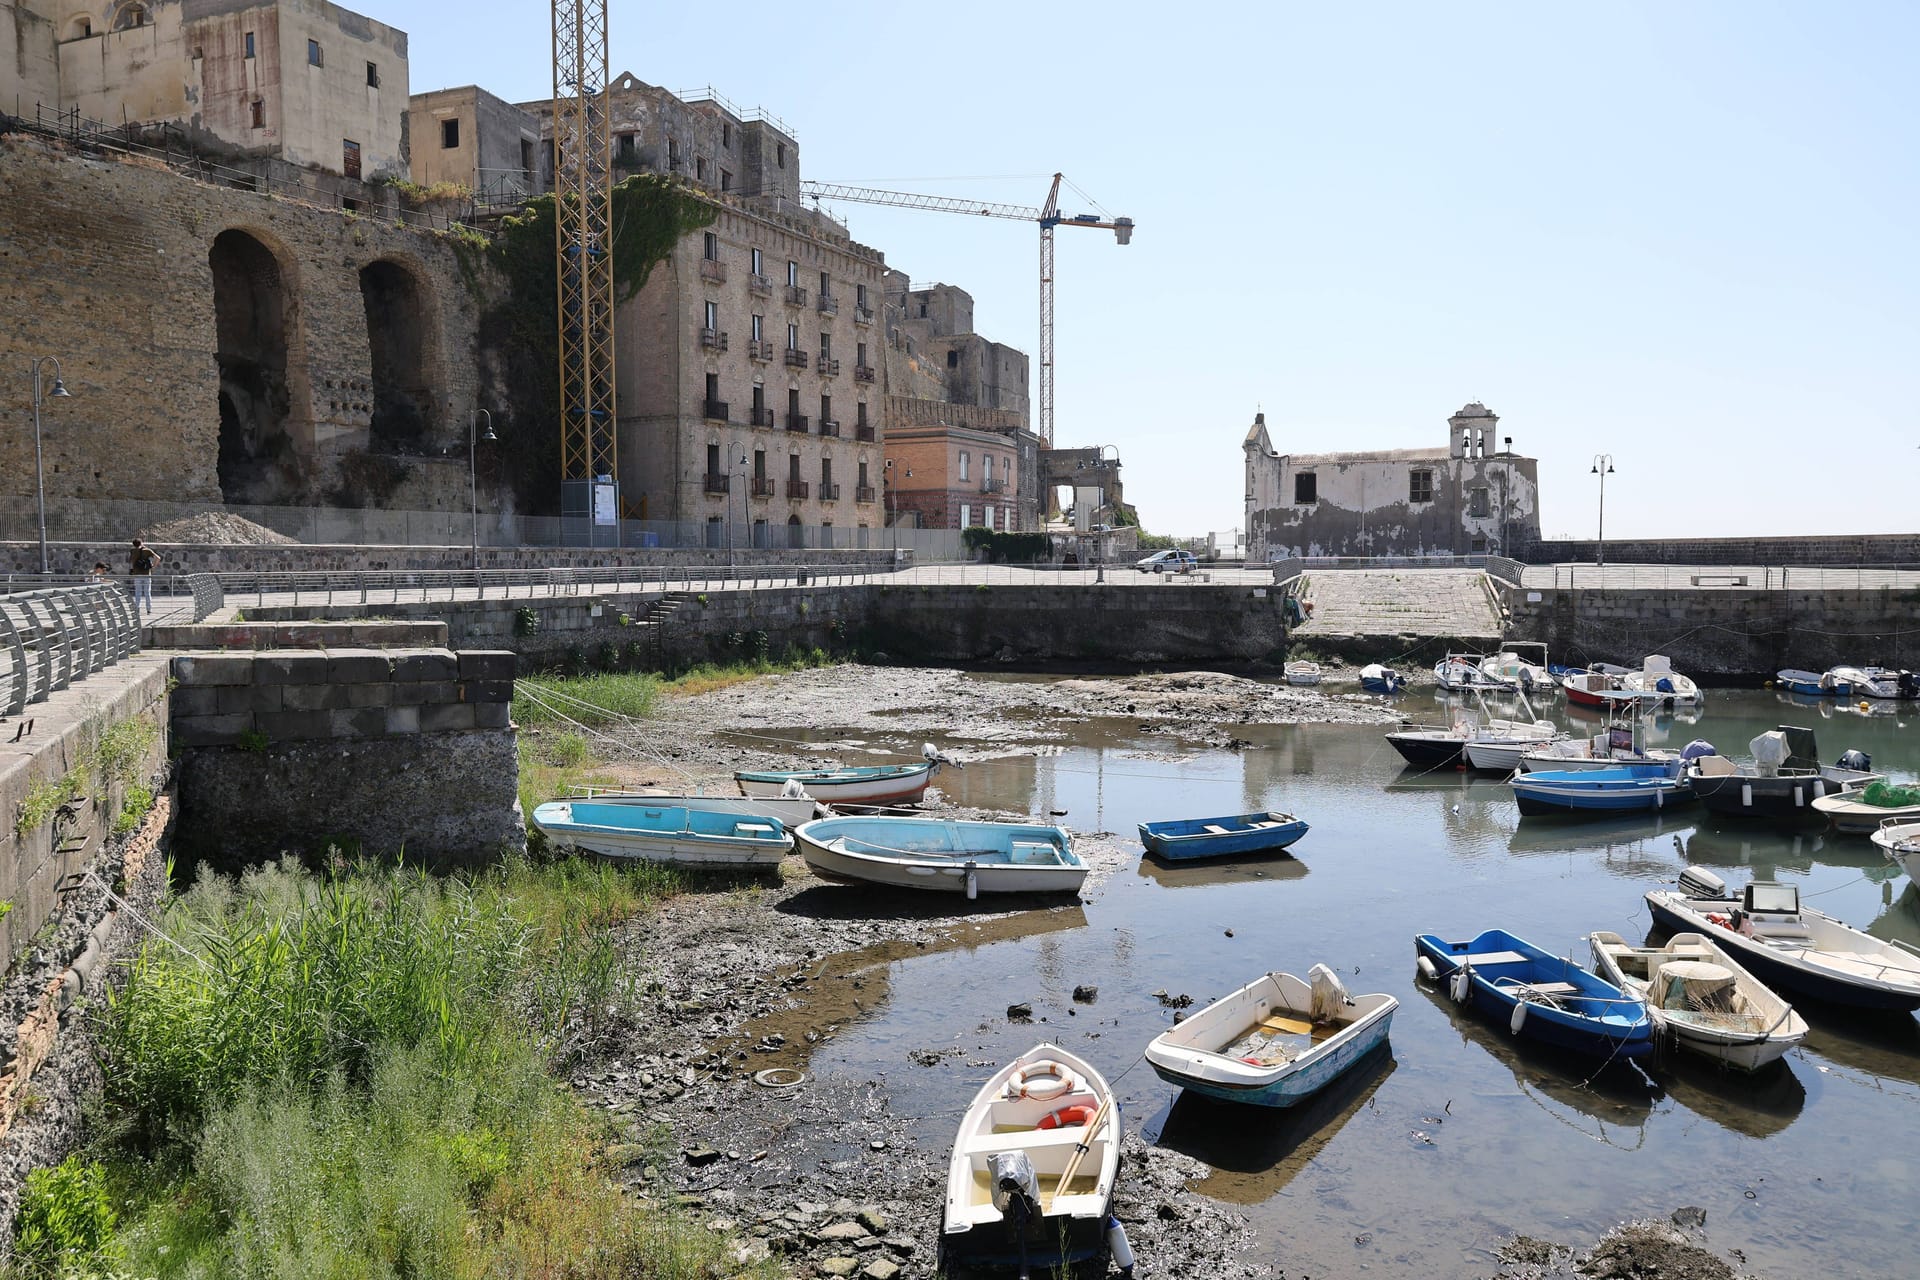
749, 684, 1920, 1278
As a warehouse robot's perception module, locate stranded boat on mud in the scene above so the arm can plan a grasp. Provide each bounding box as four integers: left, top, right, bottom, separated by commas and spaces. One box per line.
794, 816, 1089, 896
736, 748, 942, 805
529, 800, 793, 868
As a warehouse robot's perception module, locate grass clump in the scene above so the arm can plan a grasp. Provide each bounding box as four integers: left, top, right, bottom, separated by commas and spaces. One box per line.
513, 672, 661, 727
13, 1154, 117, 1276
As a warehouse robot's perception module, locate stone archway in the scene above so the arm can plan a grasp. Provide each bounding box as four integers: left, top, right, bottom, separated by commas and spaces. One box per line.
787, 513, 803, 548
359, 258, 440, 452
211, 228, 296, 502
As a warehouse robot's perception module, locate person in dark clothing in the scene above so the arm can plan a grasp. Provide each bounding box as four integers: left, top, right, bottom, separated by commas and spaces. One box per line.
129, 538, 160, 615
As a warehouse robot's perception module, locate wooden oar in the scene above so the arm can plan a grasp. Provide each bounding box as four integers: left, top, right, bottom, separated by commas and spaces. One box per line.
1046, 1092, 1112, 1212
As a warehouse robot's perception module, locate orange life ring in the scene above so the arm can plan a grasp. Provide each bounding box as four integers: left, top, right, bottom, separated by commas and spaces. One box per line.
1706, 912, 1730, 929
1013, 1062, 1077, 1102
1037, 1104, 1094, 1130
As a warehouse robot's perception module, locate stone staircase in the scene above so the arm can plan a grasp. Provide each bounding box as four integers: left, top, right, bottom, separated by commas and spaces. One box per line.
1291, 568, 1503, 644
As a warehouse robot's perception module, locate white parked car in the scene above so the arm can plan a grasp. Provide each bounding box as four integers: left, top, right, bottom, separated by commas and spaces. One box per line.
1136, 550, 1197, 575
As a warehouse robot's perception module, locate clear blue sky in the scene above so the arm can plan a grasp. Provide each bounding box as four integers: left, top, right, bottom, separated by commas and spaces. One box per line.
396, 1, 1917, 541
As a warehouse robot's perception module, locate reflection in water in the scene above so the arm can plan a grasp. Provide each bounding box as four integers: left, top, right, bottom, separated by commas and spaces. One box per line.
1656, 1052, 1805, 1139
1413, 980, 1661, 1147
1134, 850, 1310, 890
1504, 812, 1694, 876
1679, 824, 1899, 882
1797, 1005, 1920, 1091
1142, 1046, 1396, 1205
1867, 881, 1920, 949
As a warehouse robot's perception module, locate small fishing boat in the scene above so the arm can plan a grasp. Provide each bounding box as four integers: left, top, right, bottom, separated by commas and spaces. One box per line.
1413, 928, 1652, 1059
1508, 760, 1694, 816
1434, 652, 1503, 691
530, 800, 793, 868
1776, 668, 1848, 698
1612, 655, 1705, 708
1858, 666, 1920, 700
736, 747, 942, 805
1461, 725, 1567, 772
1561, 663, 1634, 708
566, 787, 818, 826
1478, 644, 1553, 693
1138, 811, 1308, 861
794, 816, 1089, 896
1812, 780, 1920, 834
941, 1043, 1126, 1278
1589, 930, 1807, 1072
1284, 660, 1323, 686
1688, 726, 1878, 821
1143, 967, 1397, 1107
1359, 663, 1406, 694
1387, 702, 1558, 770
1645, 866, 1920, 1011
1870, 819, 1920, 882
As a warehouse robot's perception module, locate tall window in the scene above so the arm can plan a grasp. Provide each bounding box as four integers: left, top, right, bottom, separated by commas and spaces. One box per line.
441, 119, 460, 149
1294, 472, 1316, 505
786, 322, 799, 350
751, 247, 763, 275
856, 283, 869, 308
1409, 470, 1434, 504
1470, 487, 1490, 518
706, 443, 720, 475
787, 260, 799, 287
703, 231, 718, 261
983, 456, 994, 485
820, 270, 830, 296
856, 402, 868, 429
365, 61, 379, 88
821, 457, 833, 487
959, 452, 970, 482
307, 39, 323, 67
244, 31, 255, 58
751, 314, 764, 342
704, 300, 718, 330
250, 99, 264, 128
856, 341, 868, 368
960, 503, 972, 529
342, 139, 361, 179
819, 332, 832, 358
820, 394, 832, 422
753, 448, 766, 478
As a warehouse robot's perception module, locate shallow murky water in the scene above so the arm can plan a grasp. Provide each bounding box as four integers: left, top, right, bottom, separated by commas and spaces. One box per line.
756, 683, 1920, 1278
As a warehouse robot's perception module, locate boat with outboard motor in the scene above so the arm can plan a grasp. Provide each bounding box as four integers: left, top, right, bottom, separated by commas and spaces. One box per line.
794, 815, 1089, 896
1645, 866, 1920, 1011
941, 1043, 1128, 1279
1433, 652, 1505, 691
1413, 928, 1653, 1059
1359, 663, 1407, 694
1588, 930, 1806, 1072
1776, 668, 1852, 698
1687, 726, 1878, 821
1610, 655, 1705, 709
1390, 687, 1560, 770
1508, 759, 1695, 816
1856, 666, 1920, 700
1143, 967, 1397, 1107
1561, 664, 1634, 708
1478, 644, 1554, 694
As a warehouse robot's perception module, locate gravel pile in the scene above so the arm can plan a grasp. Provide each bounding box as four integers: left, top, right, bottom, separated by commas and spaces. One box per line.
139, 511, 298, 545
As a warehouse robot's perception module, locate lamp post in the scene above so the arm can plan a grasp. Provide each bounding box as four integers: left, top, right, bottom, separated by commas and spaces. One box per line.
1500, 435, 1513, 555
733, 450, 749, 568
1590, 453, 1615, 569
28, 356, 71, 575
469, 409, 495, 570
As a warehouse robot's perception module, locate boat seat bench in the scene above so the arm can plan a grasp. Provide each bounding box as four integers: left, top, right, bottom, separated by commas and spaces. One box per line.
964, 1126, 1109, 1156
1458, 950, 1530, 966
1502, 980, 1580, 997
1203, 824, 1231, 835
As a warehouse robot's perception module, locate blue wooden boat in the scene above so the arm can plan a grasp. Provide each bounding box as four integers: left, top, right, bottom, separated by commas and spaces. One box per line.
1137, 811, 1308, 861
1144, 967, 1396, 1107
1413, 929, 1652, 1059
1508, 760, 1694, 816
531, 801, 793, 868
1777, 668, 1848, 698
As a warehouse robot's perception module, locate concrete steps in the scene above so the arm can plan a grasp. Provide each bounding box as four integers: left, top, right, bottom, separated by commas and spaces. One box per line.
1293, 569, 1502, 641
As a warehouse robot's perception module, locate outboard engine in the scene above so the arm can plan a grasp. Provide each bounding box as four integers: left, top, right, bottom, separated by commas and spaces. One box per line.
988, 1150, 1041, 1222
1678, 865, 1729, 900
1900, 671, 1920, 700
1678, 739, 1718, 761
1837, 748, 1872, 773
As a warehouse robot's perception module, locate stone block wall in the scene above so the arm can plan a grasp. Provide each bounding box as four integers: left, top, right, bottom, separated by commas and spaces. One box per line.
1518, 534, 1920, 567
169, 646, 523, 867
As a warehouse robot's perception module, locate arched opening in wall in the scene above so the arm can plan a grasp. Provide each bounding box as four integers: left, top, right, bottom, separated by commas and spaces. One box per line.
112, 3, 151, 30
359, 259, 438, 453
787, 514, 803, 548
211, 229, 295, 503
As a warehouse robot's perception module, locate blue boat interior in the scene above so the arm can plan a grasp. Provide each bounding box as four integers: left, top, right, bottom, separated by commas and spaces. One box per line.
736, 764, 926, 784
1141, 812, 1305, 840
1417, 930, 1644, 1027
807, 819, 1080, 865
554, 802, 790, 841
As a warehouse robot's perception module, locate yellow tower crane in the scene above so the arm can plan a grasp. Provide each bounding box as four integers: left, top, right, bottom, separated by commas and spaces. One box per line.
551, 0, 618, 540
799, 174, 1133, 448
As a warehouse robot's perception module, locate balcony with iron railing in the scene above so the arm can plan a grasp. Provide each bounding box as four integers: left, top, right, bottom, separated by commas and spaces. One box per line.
819, 483, 842, 502
703, 473, 730, 494
785, 413, 809, 433
748, 338, 773, 362
980, 478, 1006, 494
784, 284, 808, 306
751, 476, 776, 498
749, 406, 776, 427
817, 293, 839, 315
818, 419, 841, 437
783, 347, 809, 368
853, 305, 874, 326
786, 479, 810, 500
699, 257, 727, 284
700, 328, 728, 351
855, 484, 877, 504
818, 356, 840, 376
855, 424, 876, 442
702, 399, 730, 422
853, 364, 876, 383
748, 272, 772, 295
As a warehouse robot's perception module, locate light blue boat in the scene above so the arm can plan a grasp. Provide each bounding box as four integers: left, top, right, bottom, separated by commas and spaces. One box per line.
1508, 761, 1694, 816
1415, 929, 1652, 1059
794, 816, 1089, 895
1138, 811, 1309, 861
531, 800, 793, 868
1143, 968, 1397, 1107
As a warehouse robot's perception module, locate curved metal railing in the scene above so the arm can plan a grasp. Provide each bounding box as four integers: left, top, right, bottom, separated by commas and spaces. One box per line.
0, 582, 142, 717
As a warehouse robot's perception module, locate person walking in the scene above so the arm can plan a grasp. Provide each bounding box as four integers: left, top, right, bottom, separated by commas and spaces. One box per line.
129, 538, 160, 616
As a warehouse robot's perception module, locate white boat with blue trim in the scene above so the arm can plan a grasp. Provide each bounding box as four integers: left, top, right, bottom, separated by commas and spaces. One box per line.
794, 816, 1089, 896
530, 800, 793, 868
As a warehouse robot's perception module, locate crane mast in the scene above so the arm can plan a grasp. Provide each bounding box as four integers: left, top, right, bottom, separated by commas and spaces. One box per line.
799, 174, 1132, 449
551, 0, 618, 535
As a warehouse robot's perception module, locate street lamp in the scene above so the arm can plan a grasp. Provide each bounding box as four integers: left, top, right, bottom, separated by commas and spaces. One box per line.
469, 409, 495, 570
1590, 453, 1615, 568
28, 356, 71, 575
733, 450, 749, 567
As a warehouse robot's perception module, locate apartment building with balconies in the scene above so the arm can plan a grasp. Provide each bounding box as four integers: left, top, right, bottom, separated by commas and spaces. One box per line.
884, 421, 1022, 532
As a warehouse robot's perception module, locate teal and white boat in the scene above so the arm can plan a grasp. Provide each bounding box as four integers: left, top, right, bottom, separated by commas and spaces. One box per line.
736, 757, 940, 805
531, 800, 793, 868
794, 816, 1088, 896
1143, 967, 1397, 1107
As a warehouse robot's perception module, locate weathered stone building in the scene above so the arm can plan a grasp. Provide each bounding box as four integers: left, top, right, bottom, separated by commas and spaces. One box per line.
510, 74, 889, 546
0, 136, 484, 513
3, 0, 410, 184
1243, 402, 1541, 560
404, 84, 538, 203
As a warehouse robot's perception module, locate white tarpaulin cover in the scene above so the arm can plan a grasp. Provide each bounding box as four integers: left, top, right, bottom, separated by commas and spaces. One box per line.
1309, 963, 1350, 1023
1751, 730, 1791, 774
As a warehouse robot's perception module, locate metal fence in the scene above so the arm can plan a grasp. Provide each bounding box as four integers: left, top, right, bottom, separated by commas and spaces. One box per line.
0, 498, 972, 562
1519, 563, 1920, 591
0, 582, 143, 717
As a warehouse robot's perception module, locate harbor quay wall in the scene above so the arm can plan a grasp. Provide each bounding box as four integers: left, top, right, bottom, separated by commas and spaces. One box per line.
1519, 533, 1920, 567
168, 647, 524, 870
237, 582, 1293, 669
1501, 585, 1920, 679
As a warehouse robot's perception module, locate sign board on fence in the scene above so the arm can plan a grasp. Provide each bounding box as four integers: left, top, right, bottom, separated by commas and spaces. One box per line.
592, 481, 617, 526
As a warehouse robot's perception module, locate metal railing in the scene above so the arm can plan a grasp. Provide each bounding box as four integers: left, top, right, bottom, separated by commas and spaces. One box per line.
783, 348, 809, 368
700, 328, 729, 350
818, 356, 841, 376
785, 285, 809, 306
0, 582, 142, 717
703, 474, 730, 494
786, 480, 811, 500
1521, 563, 1920, 591
748, 273, 773, 295
785, 414, 810, 433
819, 419, 841, 437
854, 365, 877, 383
749, 406, 776, 426
702, 399, 730, 421
817, 294, 840, 314
748, 338, 775, 361
699, 258, 728, 283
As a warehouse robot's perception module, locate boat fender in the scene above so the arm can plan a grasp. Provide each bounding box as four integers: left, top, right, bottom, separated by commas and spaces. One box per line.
1448, 967, 1470, 1004
965, 863, 979, 901
1741, 783, 1753, 808
1107, 1216, 1136, 1277
1037, 1104, 1095, 1130
1416, 956, 1439, 982
1013, 1062, 1077, 1102
1510, 1000, 1528, 1034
